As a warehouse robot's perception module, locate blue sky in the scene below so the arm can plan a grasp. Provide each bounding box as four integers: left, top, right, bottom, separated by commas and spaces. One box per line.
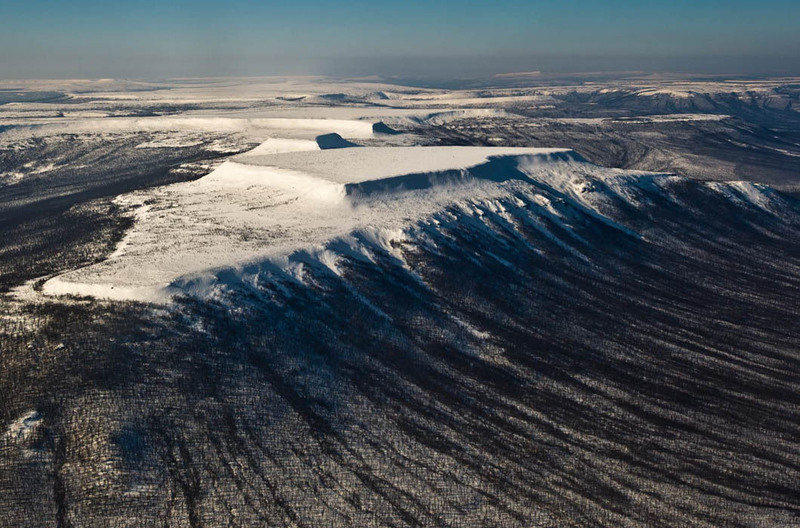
2, 0, 799, 78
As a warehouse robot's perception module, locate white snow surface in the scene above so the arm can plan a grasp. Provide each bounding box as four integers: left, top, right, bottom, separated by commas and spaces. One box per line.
35, 138, 779, 304
3, 411, 42, 444
5, 76, 794, 303
42, 141, 574, 303
0, 117, 376, 141
236, 146, 565, 184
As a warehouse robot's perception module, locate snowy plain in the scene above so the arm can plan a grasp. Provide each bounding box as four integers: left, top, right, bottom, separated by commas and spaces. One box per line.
1, 75, 788, 303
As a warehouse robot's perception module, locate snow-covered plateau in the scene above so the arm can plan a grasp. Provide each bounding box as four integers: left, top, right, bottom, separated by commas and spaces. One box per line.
2, 76, 800, 528
40, 131, 789, 305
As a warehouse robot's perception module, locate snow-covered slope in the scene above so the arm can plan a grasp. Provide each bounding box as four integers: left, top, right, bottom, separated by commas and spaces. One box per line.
40, 137, 789, 304
40, 144, 564, 301
4, 78, 800, 528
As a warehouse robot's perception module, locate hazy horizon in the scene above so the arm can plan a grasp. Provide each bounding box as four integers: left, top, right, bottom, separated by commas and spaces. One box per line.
2, 0, 799, 80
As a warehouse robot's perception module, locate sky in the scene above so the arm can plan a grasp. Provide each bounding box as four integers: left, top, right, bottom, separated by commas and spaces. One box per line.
1, 0, 799, 79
